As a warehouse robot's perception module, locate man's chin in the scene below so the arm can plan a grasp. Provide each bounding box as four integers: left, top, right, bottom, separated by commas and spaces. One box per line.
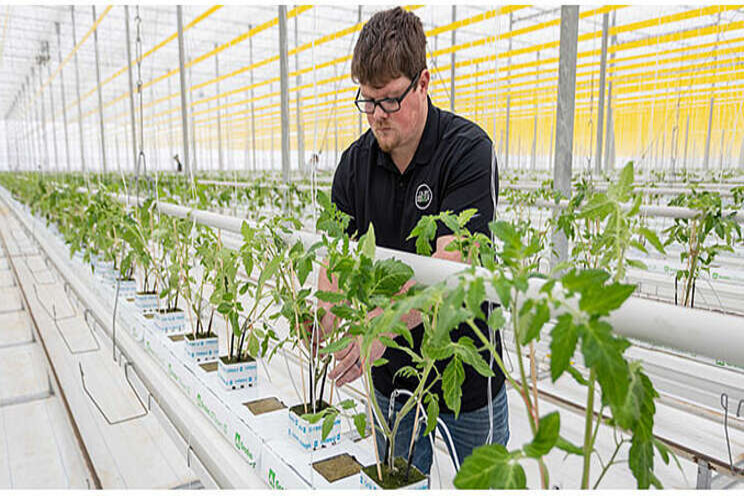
374, 134, 396, 153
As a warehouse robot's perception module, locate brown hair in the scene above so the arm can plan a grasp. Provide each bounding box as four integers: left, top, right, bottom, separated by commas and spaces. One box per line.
351, 7, 427, 88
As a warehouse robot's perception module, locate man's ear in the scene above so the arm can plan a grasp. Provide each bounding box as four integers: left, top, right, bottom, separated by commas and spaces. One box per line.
419, 69, 431, 94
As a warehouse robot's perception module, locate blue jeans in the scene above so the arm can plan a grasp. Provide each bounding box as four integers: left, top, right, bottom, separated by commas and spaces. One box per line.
373, 384, 509, 475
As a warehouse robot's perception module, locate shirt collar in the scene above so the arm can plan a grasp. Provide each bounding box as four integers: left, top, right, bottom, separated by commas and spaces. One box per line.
375, 96, 439, 174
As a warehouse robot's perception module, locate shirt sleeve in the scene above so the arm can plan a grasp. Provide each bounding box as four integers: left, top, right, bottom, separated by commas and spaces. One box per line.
437, 136, 498, 239
331, 149, 358, 238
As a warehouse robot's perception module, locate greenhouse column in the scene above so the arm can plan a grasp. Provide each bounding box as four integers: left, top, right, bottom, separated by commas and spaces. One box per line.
248, 24, 257, 173
24, 83, 34, 169
703, 96, 714, 171
55, 22, 71, 172
603, 11, 616, 174
92, 6, 107, 174
167, 70, 174, 164
505, 12, 513, 170
3, 111, 10, 170
450, 6, 456, 112
295, 16, 305, 174
530, 51, 539, 171
32, 70, 44, 169
683, 114, 690, 171
71, 6, 86, 173
594, 12, 609, 176
19, 85, 29, 169
36, 65, 50, 171
22, 79, 35, 169
278, 6, 291, 184
215, 44, 224, 171
176, 6, 191, 176
551, 5, 579, 268
44, 42, 60, 172
124, 6, 138, 173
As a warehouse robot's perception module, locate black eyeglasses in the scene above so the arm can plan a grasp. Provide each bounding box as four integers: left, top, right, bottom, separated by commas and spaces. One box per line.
354, 71, 422, 114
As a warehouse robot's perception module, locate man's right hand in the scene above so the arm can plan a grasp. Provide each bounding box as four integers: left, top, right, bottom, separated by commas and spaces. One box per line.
328, 338, 386, 387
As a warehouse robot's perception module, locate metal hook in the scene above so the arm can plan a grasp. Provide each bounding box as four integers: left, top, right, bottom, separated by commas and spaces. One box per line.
23, 256, 56, 286
79, 361, 148, 426
32, 282, 76, 320
53, 309, 100, 356
721, 393, 734, 473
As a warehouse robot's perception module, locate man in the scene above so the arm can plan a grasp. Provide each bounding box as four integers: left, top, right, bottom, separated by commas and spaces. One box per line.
318, 7, 508, 474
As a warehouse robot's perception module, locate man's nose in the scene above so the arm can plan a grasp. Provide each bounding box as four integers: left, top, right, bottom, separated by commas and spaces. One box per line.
372, 104, 388, 121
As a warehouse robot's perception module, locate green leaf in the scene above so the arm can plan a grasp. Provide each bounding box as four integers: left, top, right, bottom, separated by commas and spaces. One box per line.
556, 435, 584, 456
629, 436, 658, 489
581, 320, 630, 408
330, 305, 356, 320
371, 258, 413, 296
372, 358, 389, 367
353, 413, 367, 438
407, 215, 438, 256
561, 269, 609, 293
257, 254, 282, 291
320, 335, 352, 355
423, 395, 439, 437
638, 227, 666, 254
301, 411, 324, 424
492, 277, 511, 308
519, 299, 549, 345
360, 224, 376, 260
567, 364, 589, 386
454, 444, 526, 489
487, 307, 506, 330
613, 161, 635, 200
653, 439, 671, 466
522, 411, 560, 458
442, 357, 465, 417
315, 290, 345, 303
338, 399, 355, 410
453, 336, 494, 378
465, 277, 486, 319
549, 314, 579, 382
579, 282, 636, 316
321, 412, 338, 440
490, 220, 520, 249
579, 192, 613, 220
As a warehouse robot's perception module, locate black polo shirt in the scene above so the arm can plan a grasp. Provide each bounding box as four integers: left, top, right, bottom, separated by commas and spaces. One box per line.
331, 97, 504, 414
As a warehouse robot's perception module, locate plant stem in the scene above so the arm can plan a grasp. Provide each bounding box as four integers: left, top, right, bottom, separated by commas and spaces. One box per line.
405, 403, 422, 482
581, 368, 597, 489
593, 438, 626, 489
363, 372, 384, 482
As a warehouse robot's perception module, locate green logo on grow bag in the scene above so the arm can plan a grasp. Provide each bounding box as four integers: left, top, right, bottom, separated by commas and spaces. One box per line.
268, 468, 284, 490
195, 393, 227, 435
234, 432, 256, 467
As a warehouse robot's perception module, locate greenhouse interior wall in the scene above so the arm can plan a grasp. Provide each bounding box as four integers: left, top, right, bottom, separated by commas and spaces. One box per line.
0, 3, 742, 491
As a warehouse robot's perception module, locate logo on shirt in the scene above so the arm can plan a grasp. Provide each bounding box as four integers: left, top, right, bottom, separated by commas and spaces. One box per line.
415, 183, 433, 210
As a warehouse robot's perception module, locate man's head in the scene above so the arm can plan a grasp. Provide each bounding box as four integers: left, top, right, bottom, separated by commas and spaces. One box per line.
351, 7, 430, 154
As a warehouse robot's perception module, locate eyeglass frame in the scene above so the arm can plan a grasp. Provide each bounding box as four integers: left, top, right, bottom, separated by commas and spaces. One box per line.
353, 69, 423, 115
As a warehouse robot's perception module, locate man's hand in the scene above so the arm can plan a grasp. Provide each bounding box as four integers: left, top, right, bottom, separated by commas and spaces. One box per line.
328, 338, 386, 387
